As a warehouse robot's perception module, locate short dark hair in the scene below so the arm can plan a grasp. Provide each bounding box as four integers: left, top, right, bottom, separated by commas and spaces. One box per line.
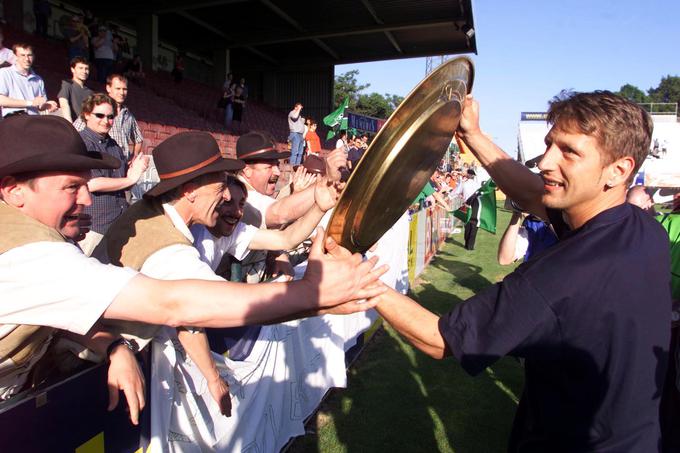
106, 73, 127, 86
80, 93, 117, 120
70, 56, 89, 68
547, 91, 653, 183
12, 43, 33, 53
226, 175, 248, 198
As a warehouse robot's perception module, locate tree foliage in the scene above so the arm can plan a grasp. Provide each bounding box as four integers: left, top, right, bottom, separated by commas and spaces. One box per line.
616, 84, 648, 103
333, 70, 404, 119
615, 76, 680, 114
648, 75, 680, 106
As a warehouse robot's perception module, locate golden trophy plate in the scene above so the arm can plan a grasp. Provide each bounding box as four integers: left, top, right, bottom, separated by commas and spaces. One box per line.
326, 57, 474, 253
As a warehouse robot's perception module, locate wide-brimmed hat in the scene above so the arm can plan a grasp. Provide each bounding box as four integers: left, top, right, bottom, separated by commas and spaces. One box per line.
236, 131, 290, 161
303, 154, 326, 176
145, 131, 244, 197
0, 115, 120, 177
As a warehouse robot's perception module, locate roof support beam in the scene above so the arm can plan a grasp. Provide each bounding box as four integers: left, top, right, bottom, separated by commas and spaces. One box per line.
230, 20, 455, 49
359, 0, 402, 54
259, 0, 339, 60
177, 11, 278, 64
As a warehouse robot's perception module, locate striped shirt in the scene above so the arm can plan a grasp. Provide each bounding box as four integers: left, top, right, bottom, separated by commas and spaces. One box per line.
74, 105, 143, 159
79, 127, 129, 234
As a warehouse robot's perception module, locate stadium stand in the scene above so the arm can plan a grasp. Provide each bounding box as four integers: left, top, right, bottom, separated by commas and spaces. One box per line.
1, 26, 290, 160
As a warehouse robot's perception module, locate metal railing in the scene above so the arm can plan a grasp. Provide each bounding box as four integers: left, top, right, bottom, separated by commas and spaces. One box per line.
638, 103, 678, 116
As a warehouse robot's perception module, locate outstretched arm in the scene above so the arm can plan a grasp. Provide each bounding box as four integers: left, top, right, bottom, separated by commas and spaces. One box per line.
374, 287, 449, 359
457, 95, 547, 219
104, 228, 387, 328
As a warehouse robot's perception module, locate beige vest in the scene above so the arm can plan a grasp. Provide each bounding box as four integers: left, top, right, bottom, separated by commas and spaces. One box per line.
97, 199, 191, 345
99, 198, 191, 270
0, 203, 63, 390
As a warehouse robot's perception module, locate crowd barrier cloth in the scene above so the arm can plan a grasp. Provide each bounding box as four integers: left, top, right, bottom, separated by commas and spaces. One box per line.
0, 207, 453, 452
409, 205, 453, 282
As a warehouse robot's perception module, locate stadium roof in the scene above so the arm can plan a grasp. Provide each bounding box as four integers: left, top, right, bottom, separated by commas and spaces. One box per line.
91, 0, 477, 70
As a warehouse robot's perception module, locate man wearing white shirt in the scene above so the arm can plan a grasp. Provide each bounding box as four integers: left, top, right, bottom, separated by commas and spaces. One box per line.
0, 43, 58, 117
0, 116, 385, 433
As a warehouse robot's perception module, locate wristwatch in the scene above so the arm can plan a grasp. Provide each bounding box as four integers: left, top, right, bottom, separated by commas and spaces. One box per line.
106, 337, 139, 360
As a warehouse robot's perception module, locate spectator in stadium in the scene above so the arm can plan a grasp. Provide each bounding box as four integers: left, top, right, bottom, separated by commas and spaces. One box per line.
231, 85, 246, 133
124, 55, 145, 86
0, 43, 58, 117
288, 102, 305, 167
193, 174, 338, 274
497, 207, 558, 265
237, 77, 248, 101
222, 73, 235, 128
461, 168, 481, 250
347, 137, 365, 171
33, 0, 51, 38
58, 57, 93, 122
171, 54, 184, 83
626, 184, 656, 216
304, 119, 322, 157
371, 91, 670, 452
0, 29, 16, 68
63, 15, 89, 61
238, 131, 347, 281
74, 74, 144, 159
335, 129, 349, 153
94, 130, 380, 431
92, 25, 116, 84
78, 93, 148, 254
0, 115, 384, 425
659, 190, 680, 452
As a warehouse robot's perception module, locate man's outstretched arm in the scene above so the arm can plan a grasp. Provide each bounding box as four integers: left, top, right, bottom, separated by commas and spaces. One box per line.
104, 228, 387, 328
373, 287, 450, 359
457, 95, 547, 220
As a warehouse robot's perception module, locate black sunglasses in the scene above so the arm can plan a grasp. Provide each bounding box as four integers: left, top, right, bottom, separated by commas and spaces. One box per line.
93, 112, 115, 120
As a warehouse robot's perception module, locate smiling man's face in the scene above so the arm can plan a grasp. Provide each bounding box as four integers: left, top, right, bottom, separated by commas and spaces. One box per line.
13, 171, 92, 239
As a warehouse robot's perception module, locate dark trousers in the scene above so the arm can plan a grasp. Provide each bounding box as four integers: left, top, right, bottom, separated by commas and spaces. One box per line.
464, 197, 480, 250
464, 219, 478, 250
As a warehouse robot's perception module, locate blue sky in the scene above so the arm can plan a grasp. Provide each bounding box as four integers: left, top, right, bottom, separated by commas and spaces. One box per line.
336, 0, 680, 153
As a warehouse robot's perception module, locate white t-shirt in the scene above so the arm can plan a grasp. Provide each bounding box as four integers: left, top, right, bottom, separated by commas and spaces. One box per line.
190, 223, 258, 271
0, 241, 137, 398
136, 203, 223, 282
0, 47, 16, 66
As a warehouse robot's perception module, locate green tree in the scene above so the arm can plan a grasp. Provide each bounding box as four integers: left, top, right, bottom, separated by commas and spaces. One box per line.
333, 70, 405, 119
647, 75, 680, 114
333, 70, 370, 110
616, 84, 649, 103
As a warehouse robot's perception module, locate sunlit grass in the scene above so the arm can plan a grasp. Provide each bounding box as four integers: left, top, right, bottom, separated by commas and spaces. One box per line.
290, 209, 524, 453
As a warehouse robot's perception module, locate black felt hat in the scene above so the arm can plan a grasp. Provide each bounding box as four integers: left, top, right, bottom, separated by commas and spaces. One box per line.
0, 115, 120, 177
145, 131, 244, 197
236, 130, 290, 161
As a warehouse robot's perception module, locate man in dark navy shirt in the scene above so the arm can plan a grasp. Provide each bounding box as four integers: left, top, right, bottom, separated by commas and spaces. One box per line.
371, 91, 671, 452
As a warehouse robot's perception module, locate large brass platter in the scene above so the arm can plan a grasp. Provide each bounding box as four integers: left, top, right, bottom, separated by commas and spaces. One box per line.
326, 57, 474, 253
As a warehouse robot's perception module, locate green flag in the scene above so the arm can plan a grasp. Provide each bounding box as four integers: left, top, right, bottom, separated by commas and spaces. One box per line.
477, 179, 497, 233
324, 97, 349, 140
452, 179, 497, 233
324, 96, 349, 127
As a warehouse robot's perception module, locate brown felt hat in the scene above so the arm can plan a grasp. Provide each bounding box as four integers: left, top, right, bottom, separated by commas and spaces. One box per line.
303, 154, 326, 176
236, 130, 290, 161
0, 115, 120, 177
145, 131, 244, 197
